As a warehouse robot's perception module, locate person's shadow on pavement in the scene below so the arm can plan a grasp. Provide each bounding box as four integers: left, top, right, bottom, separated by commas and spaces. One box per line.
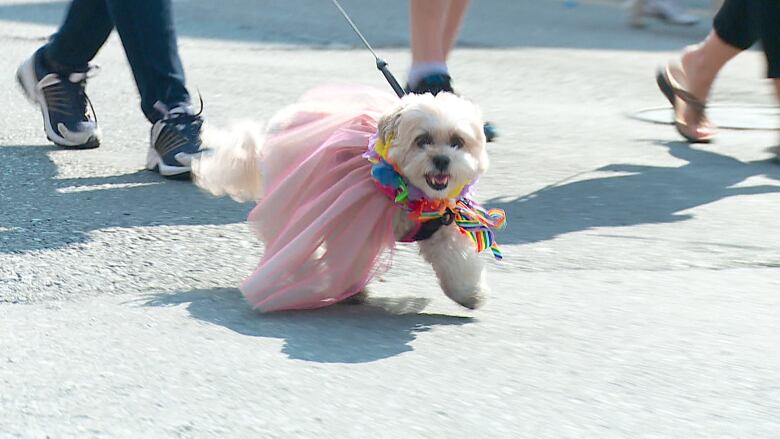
143, 288, 474, 363
0, 144, 250, 254
492, 141, 780, 245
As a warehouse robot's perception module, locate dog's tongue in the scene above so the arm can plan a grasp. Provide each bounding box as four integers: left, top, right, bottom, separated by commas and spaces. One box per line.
432, 175, 449, 185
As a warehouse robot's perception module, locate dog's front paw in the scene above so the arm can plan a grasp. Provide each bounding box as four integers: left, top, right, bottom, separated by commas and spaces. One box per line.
445, 285, 489, 310
455, 293, 485, 310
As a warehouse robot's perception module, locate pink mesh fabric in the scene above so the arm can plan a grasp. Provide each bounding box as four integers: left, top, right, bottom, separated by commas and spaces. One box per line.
241, 85, 400, 312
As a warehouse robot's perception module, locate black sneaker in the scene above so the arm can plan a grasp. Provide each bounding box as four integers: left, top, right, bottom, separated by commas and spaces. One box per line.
147, 102, 204, 179
406, 73, 497, 142
406, 73, 455, 95
16, 48, 101, 149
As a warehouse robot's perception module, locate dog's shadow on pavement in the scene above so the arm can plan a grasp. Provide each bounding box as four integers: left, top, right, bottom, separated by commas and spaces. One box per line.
0, 144, 249, 254
144, 288, 473, 364
492, 141, 780, 245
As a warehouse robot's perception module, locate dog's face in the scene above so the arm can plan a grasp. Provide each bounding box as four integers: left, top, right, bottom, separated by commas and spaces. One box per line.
378, 93, 488, 200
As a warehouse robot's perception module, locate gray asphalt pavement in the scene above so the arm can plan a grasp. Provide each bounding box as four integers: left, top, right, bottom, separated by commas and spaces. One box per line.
1, 0, 779, 438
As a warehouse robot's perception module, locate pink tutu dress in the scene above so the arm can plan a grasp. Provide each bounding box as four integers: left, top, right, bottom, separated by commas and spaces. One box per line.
241, 85, 400, 312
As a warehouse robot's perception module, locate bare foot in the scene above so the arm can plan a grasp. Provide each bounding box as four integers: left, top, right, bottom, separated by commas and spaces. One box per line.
675, 48, 717, 140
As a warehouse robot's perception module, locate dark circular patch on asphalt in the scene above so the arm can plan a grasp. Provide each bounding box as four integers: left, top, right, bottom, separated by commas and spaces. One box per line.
630, 104, 779, 131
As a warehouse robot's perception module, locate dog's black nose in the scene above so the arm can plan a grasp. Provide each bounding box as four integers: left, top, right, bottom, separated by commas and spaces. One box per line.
432, 155, 450, 171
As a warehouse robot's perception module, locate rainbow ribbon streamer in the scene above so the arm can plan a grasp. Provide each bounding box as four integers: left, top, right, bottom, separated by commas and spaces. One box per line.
452, 201, 507, 260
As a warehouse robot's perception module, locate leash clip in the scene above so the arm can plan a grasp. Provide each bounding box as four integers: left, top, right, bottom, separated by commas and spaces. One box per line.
441, 209, 455, 226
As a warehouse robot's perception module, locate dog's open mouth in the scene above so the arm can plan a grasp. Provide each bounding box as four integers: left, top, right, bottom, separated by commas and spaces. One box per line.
425, 173, 450, 191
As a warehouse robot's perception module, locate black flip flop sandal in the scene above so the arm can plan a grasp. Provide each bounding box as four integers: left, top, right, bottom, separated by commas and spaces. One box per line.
656, 64, 713, 144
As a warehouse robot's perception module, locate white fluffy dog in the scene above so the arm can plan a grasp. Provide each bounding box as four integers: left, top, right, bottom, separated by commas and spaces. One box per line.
194, 91, 498, 310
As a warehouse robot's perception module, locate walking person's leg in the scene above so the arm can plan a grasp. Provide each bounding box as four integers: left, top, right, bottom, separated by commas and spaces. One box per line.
755, 0, 780, 81
441, 0, 470, 60
102, 0, 201, 178
755, 0, 780, 156
102, 0, 190, 122
656, 0, 754, 142
408, 0, 449, 93
45, 0, 113, 70
406, 0, 497, 141
407, 0, 497, 140
407, 0, 470, 94
17, 0, 202, 177
17, 0, 112, 148
674, 31, 743, 139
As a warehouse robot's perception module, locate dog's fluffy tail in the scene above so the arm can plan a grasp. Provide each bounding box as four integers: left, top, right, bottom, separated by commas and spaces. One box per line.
193, 122, 264, 203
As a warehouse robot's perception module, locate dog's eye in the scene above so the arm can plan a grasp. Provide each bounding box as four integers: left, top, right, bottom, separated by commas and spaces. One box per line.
415, 134, 433, 148
450, 135, 465, 149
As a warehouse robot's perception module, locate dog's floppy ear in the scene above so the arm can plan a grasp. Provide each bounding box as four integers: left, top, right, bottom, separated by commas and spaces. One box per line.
376, 101, 405, 143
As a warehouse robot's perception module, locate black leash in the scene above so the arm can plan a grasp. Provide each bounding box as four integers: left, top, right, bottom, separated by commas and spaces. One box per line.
330, 0, 406, 98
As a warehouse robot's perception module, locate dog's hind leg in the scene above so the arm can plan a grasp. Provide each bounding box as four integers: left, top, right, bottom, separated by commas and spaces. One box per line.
418, 226, 488, 309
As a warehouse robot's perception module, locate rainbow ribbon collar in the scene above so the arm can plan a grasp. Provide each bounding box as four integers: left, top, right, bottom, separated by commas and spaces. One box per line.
364, 132, 507, 260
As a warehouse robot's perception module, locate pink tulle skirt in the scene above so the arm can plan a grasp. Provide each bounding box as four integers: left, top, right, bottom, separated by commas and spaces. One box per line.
241, 85, 400, 312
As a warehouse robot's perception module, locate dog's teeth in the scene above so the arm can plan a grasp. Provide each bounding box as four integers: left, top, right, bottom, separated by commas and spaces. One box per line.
426, 174, 450, 190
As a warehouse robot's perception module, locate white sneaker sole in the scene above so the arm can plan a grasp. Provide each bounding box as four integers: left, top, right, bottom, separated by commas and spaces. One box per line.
145, 146, 192, 178
16, 56, 101, 149
147, 121, 193, 178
